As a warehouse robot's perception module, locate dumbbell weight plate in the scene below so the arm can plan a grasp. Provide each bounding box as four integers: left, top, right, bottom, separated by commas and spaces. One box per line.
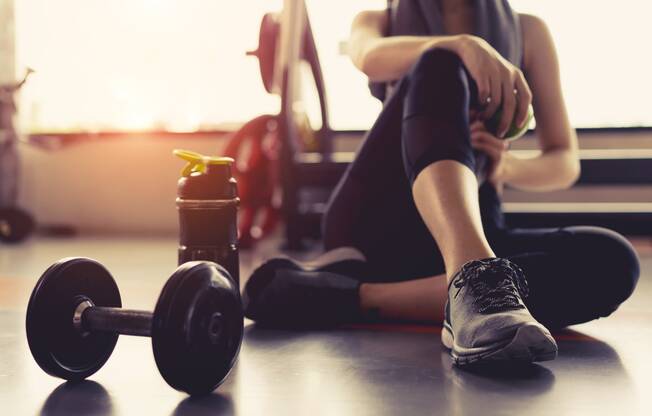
247, 13, 280, 94
152, 261, 243, 395
26, 258, 121, 380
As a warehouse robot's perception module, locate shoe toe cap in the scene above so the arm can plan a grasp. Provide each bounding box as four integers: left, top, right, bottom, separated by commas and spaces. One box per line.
469, 309, 546, 348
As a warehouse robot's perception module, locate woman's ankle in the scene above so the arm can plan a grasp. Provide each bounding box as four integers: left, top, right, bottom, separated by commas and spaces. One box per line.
445, 250, 496, 280
359, 283, 375, 312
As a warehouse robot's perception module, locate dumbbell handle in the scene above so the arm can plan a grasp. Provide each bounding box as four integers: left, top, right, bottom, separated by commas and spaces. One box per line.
75, 299, 225, 340
76, 302, 153, 337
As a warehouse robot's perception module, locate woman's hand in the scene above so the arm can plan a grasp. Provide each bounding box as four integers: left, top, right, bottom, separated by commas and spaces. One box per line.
470, 120, 511, 186
452, 35, 532, 139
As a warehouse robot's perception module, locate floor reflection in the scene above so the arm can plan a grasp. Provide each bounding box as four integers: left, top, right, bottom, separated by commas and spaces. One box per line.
452, 359, 556, 387
441, 329, 633, 415
171, 394, 234, 416
30, 326, 636, 416
441, 353, 556, 414
242, 325, 634, 415
39, 380, 113, 416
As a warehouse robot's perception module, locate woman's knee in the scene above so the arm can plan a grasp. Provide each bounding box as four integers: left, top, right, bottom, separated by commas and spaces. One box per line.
563, 226, 640, 311
411, 47, 464, 77
404, 48, 472, 117
401, 48, 478, 182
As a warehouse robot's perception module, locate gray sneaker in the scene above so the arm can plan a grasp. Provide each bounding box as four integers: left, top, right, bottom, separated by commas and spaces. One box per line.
441, 258, 558, 365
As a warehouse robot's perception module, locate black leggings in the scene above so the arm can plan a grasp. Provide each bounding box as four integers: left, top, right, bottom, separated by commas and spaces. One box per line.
323, 48, 640, 329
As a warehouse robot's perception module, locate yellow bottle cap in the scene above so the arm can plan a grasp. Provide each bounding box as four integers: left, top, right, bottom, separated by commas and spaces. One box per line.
173, 149, 234, 177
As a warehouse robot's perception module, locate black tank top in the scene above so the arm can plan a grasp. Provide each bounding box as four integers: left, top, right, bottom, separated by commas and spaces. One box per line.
370, 0, 523, 102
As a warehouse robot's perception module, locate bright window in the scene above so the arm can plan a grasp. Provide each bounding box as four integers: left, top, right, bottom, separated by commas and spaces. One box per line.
309, 0, 652, 130
15, 0, 282, 133
14, 0, 652, 133
510, 0, 652, 129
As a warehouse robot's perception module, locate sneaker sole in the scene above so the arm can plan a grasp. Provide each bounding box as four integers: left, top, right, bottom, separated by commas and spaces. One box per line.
442, 322, 558, 366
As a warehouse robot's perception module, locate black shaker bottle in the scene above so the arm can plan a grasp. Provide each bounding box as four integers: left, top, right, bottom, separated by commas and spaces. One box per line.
174, 149, 240, 284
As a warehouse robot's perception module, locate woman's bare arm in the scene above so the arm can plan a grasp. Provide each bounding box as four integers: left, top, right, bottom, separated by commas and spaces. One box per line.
348, 10, 462, 82
502, 14, 580, 191
350, 10, 533, 137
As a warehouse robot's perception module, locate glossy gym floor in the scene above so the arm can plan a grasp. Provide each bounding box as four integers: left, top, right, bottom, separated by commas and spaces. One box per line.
1, 235, 651, 415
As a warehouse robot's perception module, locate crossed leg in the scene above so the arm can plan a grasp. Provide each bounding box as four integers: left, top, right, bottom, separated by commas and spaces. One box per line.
323, 49, 638, 353
325, 48, 497, 285
359, 226, 639, 329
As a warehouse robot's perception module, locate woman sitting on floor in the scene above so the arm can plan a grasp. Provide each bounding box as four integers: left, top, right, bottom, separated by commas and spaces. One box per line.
242, 0, 640, 366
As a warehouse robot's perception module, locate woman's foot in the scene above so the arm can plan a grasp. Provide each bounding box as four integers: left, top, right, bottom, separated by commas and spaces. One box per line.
441, 258, 558, 365
242, 247, 368, 328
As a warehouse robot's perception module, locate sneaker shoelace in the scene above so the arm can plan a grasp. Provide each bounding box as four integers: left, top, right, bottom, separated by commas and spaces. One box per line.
452, 258, 530, 314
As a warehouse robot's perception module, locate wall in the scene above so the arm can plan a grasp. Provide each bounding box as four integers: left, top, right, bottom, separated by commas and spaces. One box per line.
18, 134, 227, 235
16, 130, 652, 235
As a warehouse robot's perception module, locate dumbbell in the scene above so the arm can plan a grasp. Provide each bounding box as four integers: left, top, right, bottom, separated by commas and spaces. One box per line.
0, 207, 35, 243
26, 257, 244, 395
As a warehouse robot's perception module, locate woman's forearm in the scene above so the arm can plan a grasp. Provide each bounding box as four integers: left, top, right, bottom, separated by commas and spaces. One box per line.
502, 148, 580, 192
350, 35, 463, 82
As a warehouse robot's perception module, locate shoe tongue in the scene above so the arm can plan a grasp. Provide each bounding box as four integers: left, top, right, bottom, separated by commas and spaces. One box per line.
449, 258, 518, 293
472, 260, 529, 304
451, 258, 516, 294
478, 266, 511, 287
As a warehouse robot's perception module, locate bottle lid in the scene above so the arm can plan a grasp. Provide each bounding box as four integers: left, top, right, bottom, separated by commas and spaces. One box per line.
173, 149, 234, 177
